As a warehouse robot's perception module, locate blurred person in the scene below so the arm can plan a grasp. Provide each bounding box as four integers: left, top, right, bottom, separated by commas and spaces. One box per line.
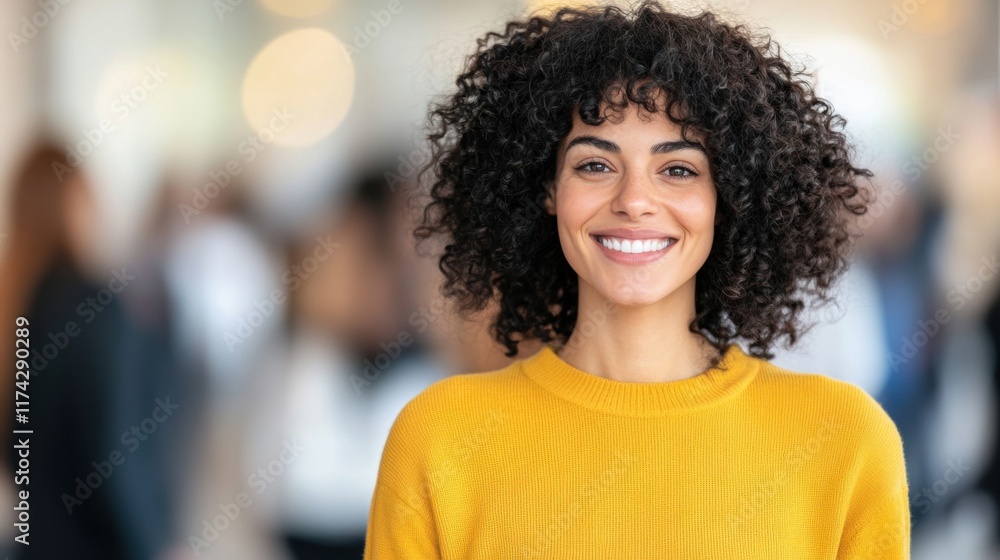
159, 171, 289, 560
869, 184, 943, 522
276, 164, 449, 560
844, 162, 944, 540
0, 141, 179, 560
941, 88, 1000, 543
366, 3, 911, 558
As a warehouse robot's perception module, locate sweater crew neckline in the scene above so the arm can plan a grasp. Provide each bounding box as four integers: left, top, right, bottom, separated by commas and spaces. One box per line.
519, 343, 759, 416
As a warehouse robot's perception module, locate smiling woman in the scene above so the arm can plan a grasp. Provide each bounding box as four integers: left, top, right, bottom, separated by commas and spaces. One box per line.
364, 2, 910, 558
547, 94, 721, 380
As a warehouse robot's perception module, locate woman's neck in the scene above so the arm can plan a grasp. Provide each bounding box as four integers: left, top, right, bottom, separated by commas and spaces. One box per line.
557, 279, 720, 383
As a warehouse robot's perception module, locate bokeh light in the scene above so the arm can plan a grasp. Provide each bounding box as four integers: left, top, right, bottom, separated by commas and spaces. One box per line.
242, 28, 355, 147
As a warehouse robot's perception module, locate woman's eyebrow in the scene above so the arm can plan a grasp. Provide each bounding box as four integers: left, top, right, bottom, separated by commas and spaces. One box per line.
651, 139, 707, 155
565, 135, 707, 155
565, 135, 619, 153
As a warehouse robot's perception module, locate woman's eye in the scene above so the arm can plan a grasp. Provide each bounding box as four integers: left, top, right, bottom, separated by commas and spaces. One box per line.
574, 162, 697, 177
664, 166, 697, 178
576, 161, 610, 173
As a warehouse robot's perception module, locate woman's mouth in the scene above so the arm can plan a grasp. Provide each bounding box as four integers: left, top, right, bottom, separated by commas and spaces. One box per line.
591, 235, 678, 264
595, 235, 675, 254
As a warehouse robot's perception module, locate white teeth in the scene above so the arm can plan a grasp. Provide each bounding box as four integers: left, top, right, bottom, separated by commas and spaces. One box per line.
597, 236, 674, 254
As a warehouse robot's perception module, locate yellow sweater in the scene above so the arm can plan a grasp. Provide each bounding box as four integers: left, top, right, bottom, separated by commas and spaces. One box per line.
364, 343, 911, 559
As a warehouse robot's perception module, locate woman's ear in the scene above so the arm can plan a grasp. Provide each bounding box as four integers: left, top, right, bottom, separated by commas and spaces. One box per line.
543, 181, 557, 215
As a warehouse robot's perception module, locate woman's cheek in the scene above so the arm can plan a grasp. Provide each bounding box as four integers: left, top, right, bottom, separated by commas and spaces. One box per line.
673, 185, 717, 232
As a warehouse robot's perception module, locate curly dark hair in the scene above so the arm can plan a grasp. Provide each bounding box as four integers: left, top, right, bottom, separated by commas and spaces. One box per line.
413, 0, 872, 359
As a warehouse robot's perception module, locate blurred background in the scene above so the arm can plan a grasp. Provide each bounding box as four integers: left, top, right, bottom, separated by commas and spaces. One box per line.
0, 0, 997, 558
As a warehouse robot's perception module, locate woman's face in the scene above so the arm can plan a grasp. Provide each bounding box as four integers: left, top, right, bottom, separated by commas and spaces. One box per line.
548, 100, 718, 308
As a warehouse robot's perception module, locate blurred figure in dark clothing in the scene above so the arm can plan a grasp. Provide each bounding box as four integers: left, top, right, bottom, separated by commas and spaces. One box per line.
277, 162, 449, 560
0, 142, 180, 560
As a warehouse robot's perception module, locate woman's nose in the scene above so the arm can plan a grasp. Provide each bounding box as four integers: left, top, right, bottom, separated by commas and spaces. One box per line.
611, 170, 658, 219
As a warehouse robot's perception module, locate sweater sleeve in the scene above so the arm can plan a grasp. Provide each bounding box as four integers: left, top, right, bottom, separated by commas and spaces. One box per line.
364, 397, 441, 559
836, 391, 912, 560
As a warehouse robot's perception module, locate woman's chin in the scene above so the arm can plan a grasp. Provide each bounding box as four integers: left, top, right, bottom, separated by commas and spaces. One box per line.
598, 286, 672, 309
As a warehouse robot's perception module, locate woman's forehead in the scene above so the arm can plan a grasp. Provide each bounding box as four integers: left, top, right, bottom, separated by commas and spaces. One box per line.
562, 102, 707, 148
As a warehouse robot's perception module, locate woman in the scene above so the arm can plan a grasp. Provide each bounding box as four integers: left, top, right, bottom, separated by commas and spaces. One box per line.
365, 2, 910, 558
1, 143, 179, 560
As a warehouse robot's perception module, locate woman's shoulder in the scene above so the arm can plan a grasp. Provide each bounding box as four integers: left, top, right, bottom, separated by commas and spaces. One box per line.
383, 356, 531, 445
749, 357, 903, 448
752, 357, 883, 405
410, 357, 528, 406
